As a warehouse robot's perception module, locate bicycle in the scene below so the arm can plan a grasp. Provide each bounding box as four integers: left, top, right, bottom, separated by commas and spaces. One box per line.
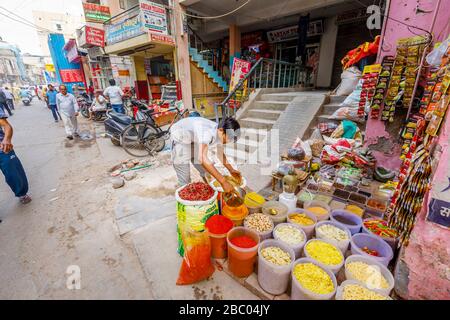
121, 102, 189, 157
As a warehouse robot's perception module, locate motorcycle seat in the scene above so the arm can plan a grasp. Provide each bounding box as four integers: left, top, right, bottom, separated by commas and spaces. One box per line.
110, 112, 131, 125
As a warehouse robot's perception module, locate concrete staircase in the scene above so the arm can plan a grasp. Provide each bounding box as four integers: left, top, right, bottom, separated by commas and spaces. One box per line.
189, 47, 228, 92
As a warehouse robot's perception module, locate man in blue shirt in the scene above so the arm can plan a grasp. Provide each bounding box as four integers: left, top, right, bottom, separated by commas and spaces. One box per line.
0, 107, 31, 204
45, 84, 62, 122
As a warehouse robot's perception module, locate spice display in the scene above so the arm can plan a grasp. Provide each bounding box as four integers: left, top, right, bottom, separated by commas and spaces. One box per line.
345, 204, 364, 217
244, 214, 273, 233
362, 246, 379, 256
274, 225, 305, 245
244, 192, 265, 208
289, 213, 314, 225
342, 284, 388, 300
367, 198, 387, 211
346, 261, 390, 289
205, 215, 234, 234
297, 190, 315, 203
317, 224, 349, 242
349, 193, 367, 205
364, 219, 397, 238
333, 189, 350, 200
305, 241, 343, 266
261, 246, 292, 266
179, 182, 215, 201
370, 56, 395, 119
293, 263, 334, 294
358, 65, 381, 117
313, 194, 333, 204
230, 236, 257, 248
306, 206, 328, 216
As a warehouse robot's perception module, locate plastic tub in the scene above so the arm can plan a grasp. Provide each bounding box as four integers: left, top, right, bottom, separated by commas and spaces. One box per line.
257, 239, 295, 295
222, 204, 249, 226
362, 218, 398, 250
227, 227, 260, 277
262, 201, 288, 225
273, 223, 307, 259
205, 215, 234, 259
330, 210, 362, 235
344, 255, 394, 296
291, 258, 337, 300
244, 192, 265, 214
350, 233, 393, 267
304, 200, 331, 221
336, 280, 392, 300
287, 209, 317, 239
243, 214, 274, 241
303, 239, 344, 274
315, 220, 351, 254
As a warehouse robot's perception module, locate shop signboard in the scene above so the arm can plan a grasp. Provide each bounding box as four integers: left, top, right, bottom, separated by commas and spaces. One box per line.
83, 3, 111, 23
139, 0, 168, 35
149, 32, 174, 45
64, 39, 80, 63
60, 69, 84, 83
105, 15, 144, 45
118, 69, 130, 76
45, 64, 55, 72
267, 20, 323, 43
85, 26, 105, 47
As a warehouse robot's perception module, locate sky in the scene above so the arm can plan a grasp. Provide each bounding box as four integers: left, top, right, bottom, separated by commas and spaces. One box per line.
0, 0, 84, 55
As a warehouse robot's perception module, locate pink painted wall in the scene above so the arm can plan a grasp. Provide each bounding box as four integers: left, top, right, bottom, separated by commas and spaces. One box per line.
365, 0, 450, 171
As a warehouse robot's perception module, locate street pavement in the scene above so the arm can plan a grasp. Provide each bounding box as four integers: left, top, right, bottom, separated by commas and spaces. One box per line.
0, 98, 257, 299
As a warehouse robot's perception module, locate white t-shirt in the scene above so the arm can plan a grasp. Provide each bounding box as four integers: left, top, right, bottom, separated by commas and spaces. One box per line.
170, 117, 218, 145
103, 86, 123, 105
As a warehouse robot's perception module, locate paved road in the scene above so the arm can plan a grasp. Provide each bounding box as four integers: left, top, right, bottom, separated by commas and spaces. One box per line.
0, 99, 153, 299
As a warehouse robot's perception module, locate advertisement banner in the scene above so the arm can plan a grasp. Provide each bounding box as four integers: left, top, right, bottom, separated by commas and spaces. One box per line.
60, 69, 84, 83
229, 57, 251, 92
105, 15, 144, 45
85, 26, 105, 47
139, 0, 168, 34
149, 32, 174, 45
83, 3, 111, 23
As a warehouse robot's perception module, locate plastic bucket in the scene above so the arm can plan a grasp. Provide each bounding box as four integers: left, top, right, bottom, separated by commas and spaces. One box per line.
262, 201, 289, 225
243, 214, 274, 241
207, 231, 228, 259
330, 210, 362, 235
344, 255, 394, 296
291, 258, 337, 300
303, 239, 344, 274
304, 200, 331, 221
361, 218, 398, 251
244, 192, 265, 214
257, 239, 295, 295
227, 227, 260, 277
350, 233, 393, 267
287, 209, 317, 239
222, 204, 249, 226
315, 220, 351, 254
273, 223, 307, 259
336, 279, 392, 300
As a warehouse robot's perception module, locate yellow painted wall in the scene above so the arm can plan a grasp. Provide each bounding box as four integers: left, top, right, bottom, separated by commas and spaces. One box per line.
190, 61, 225, 96
132, 56, 147, 81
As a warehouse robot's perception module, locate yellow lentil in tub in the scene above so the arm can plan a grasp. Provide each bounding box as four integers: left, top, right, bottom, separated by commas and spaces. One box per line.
305, 240, 343, 266
317, 224, 349, 242
346, 261, 389, 289
289, 213, 314, 225
274, 225, 305, 245
306, 206, 328, 215
261, 247, 291, 266
293, 263, 334, 295
342, 284, 389, 300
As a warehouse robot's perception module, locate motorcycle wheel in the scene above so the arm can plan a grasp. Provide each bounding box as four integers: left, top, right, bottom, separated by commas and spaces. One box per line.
81, 107, 90, 118
122, 123, 165, 157
93, 113, 104, 121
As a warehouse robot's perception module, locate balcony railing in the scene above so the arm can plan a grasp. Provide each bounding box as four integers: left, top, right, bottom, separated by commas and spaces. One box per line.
104, 4, 172, 47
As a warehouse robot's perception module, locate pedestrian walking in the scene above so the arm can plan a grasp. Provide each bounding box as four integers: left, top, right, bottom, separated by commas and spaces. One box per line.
46, 84, 62, 122
0, 106, 32, 204
104, 79, 125, 114
3, 87, 15, 111
0, 88, 13, 116
56, 85, 79, 140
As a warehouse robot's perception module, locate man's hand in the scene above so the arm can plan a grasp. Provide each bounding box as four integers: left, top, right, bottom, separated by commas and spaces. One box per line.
229, 169, 242, 184
0, 139, 13, 153
221, 180, 236, 194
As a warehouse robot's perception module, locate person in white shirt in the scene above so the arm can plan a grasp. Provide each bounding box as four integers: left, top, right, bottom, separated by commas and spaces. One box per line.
170, 116, 241, 193
103, 79, 124, 114
89, 90, 107, 119
56, 85, 79, 140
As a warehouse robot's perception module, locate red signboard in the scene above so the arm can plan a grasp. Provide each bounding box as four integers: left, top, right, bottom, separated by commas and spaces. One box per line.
149, 32, 175, 45
85, 26, 105, 47
60, 69, 84, 83
82, 2, 111, 23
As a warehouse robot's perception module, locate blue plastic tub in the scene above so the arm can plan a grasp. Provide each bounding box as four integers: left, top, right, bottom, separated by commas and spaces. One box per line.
350, 233, 393, 267
330, 210, 362, 235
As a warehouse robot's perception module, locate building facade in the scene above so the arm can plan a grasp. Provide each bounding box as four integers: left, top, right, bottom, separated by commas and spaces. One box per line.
0, 38, 27, 87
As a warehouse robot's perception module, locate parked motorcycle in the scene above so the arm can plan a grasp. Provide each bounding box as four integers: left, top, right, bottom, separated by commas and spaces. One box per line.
77, 93, 93, 118
22, 97, 31, 106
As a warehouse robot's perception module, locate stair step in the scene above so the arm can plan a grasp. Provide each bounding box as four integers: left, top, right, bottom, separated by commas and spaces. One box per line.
260, 93, 298, 102
321, 103, 342, 115
329, 95, 347, 104
247, 109, 283, 120
240, 117, 277, 129
253, 100, 289, 111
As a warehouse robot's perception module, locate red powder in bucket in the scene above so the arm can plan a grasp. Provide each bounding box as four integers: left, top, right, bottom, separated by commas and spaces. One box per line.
230, 236, 257, 248
205, 215, 233, 234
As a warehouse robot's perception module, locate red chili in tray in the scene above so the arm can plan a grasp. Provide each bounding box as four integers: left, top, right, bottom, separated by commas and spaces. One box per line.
179, 182, 215, 201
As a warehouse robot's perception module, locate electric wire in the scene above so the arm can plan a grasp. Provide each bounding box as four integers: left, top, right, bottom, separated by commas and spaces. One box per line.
182, 0, 252, 20
0, 6, 54, 33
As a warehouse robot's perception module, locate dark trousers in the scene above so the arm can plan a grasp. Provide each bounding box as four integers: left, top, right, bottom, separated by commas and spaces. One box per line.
0, 150, 29, 197
6, 99, 14, 110
49, 104, 62, 121
1, 102, 12, 116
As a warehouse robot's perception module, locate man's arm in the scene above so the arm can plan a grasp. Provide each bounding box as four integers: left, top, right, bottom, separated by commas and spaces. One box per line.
72, 95, 80, 113
0, 118, 13, 153
56, 94, 60, 109
198, 144, 234, 193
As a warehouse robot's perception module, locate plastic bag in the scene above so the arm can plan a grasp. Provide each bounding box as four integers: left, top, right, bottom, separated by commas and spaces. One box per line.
335, 67, 362, 96
291, 137, 312, 158
426, 38, 450, 67
329, 107, 365, 123
176, 229, 215, 285
310, 128, 324, 141
341, 79, 364, 108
